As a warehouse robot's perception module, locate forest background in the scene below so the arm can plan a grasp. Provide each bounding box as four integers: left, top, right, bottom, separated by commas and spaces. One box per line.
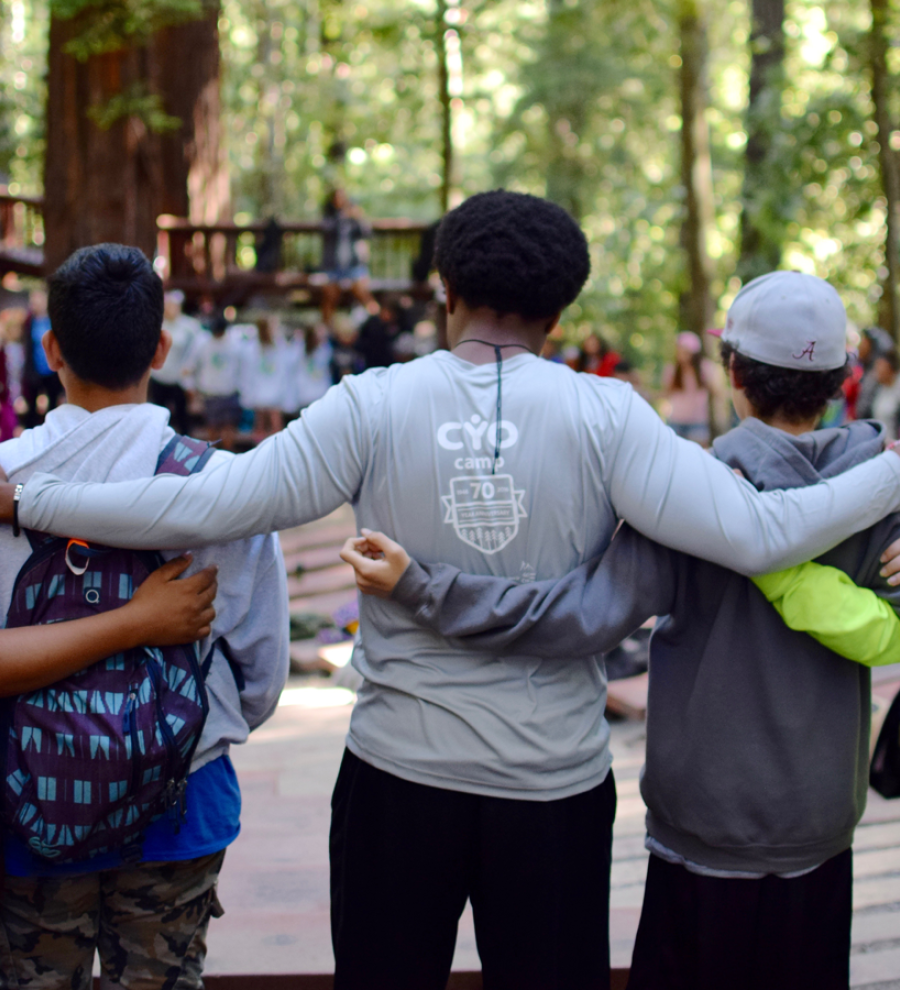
2, 0, 900, 377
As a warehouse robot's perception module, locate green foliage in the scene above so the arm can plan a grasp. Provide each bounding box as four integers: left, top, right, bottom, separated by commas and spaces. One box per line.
0, 0, 47, 194
8, 0, 900, 379
85, 84, 181, 131
52, 0, 203, 58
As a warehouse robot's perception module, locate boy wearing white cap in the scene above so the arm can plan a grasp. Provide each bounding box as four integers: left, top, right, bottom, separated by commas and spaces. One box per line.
343, 270, 900, 989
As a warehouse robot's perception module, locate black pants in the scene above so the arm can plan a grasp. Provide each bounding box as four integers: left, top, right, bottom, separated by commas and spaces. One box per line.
330, 749, 616, 990
627, 850, 853, 990
149, 379, 190, 435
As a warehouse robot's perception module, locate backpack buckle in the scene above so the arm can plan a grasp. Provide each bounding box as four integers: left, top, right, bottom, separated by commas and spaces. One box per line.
65, 539, 91, 576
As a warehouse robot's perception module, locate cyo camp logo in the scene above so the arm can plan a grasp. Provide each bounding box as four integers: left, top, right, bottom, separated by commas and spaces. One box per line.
437, 415, 518, 469
442, 475, 528, 554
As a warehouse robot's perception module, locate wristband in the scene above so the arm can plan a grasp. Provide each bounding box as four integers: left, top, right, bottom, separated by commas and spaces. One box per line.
12, 483, 23, 538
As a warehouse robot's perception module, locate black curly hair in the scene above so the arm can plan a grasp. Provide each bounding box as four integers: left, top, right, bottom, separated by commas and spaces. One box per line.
434, 190, 590, 319
720, 342, 849, 425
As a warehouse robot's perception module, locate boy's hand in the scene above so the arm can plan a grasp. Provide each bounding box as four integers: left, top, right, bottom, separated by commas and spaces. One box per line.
127, 555, 218, 645
881, 536, 900, 587
340, 529, 411, 598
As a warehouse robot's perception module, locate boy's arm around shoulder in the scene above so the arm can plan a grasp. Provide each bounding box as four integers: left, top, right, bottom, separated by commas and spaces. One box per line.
15, 374, 380, 548
753, 523, 900, 667
390, 524, 679, 658
605, 386, 900, 573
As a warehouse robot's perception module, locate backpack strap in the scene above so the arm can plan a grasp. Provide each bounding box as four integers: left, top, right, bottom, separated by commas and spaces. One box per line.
201, 637, 246, 693
160, 441, 244, 696
156, 435, 217, 477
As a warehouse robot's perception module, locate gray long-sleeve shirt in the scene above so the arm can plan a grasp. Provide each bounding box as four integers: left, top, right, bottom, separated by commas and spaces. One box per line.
15, 354, 900, 799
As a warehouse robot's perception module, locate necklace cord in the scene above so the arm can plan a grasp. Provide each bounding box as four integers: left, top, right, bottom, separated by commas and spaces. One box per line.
493, 345, 502, 475
453, 339, 531, 476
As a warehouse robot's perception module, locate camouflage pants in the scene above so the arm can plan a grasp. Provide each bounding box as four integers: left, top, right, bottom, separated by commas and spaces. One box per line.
0, 850, 225, 990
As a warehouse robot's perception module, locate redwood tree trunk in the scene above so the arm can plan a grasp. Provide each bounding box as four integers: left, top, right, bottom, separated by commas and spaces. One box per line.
154, 2, 228, 224
870, 0, 900, 342
43, 4, 223, 272
44, 17, 161, 269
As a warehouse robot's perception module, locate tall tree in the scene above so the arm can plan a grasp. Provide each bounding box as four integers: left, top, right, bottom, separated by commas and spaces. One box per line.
156, 6, 227, 223
738, 0, 786, 283
541, 0, 595, 220
869, 0, 900, 341
678, 0, 714, 337
435, 0, 452, 215
42, 0, 221, 270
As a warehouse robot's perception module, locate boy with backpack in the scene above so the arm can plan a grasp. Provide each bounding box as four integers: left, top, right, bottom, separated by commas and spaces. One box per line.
342, 271, 900, 989
0, 244, 289, 990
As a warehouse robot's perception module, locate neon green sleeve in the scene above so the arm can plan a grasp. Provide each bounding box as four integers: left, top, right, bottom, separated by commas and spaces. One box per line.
752, 563, 900, 667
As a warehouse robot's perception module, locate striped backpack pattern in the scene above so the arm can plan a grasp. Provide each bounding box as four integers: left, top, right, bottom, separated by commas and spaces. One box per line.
1, 435, 216, 864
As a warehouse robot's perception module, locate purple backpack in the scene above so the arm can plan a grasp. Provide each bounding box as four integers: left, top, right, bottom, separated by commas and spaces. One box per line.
1, 435, 216, 864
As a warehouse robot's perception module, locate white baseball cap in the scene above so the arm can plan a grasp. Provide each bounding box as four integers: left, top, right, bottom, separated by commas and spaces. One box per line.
709, 271, 847, 371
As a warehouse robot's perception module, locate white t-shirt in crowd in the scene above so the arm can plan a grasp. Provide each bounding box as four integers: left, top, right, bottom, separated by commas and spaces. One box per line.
191, 332, 244, 398
152, 314, 202, 387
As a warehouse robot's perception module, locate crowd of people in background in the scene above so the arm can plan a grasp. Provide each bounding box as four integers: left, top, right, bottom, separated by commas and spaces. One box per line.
0, 286, 442, 450
3, 279, 900, 449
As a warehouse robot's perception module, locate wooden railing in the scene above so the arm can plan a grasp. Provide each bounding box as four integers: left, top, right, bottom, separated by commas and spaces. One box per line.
0, 193, 434, 304
0, 188, 45, 277
156, 215, 434, 303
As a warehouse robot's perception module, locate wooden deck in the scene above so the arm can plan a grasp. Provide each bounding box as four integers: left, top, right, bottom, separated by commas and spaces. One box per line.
0, 191, 44, 278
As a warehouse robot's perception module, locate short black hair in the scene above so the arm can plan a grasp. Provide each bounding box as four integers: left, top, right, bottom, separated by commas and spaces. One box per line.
434, 190, 590, 319
47, 244, 164, 390
721, 341, 849, 424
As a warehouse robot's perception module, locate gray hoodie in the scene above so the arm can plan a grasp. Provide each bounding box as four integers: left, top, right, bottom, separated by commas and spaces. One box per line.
0, 403, 290, 772
392, 417, 900, 873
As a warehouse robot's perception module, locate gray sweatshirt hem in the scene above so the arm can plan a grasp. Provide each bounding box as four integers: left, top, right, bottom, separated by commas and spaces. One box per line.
190, 741, 230, 774
646, 811, 854, 876
345, 736, 613, 802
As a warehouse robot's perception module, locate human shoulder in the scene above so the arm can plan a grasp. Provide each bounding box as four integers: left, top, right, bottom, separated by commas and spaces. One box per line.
571, 368, 635, 406
175, 442, 284, 577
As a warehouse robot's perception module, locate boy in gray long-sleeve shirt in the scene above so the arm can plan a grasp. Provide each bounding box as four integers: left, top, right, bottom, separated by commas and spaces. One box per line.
347, 273, 899, 990
5, 207, 900, 989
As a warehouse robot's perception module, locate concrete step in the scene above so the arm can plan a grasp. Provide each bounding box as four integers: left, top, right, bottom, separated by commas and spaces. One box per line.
851, 944, 900, 987
283, 545, 349, 575
855, 820, 900, 853
289, 589, 358, 619
606, 673, 648, 721
287, 565, 357, 600
854, 873, 900, 911
279, 523, 357, 556
856, 845, 900, 879
289, 641, 337, 675
853, 908, 900, 949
